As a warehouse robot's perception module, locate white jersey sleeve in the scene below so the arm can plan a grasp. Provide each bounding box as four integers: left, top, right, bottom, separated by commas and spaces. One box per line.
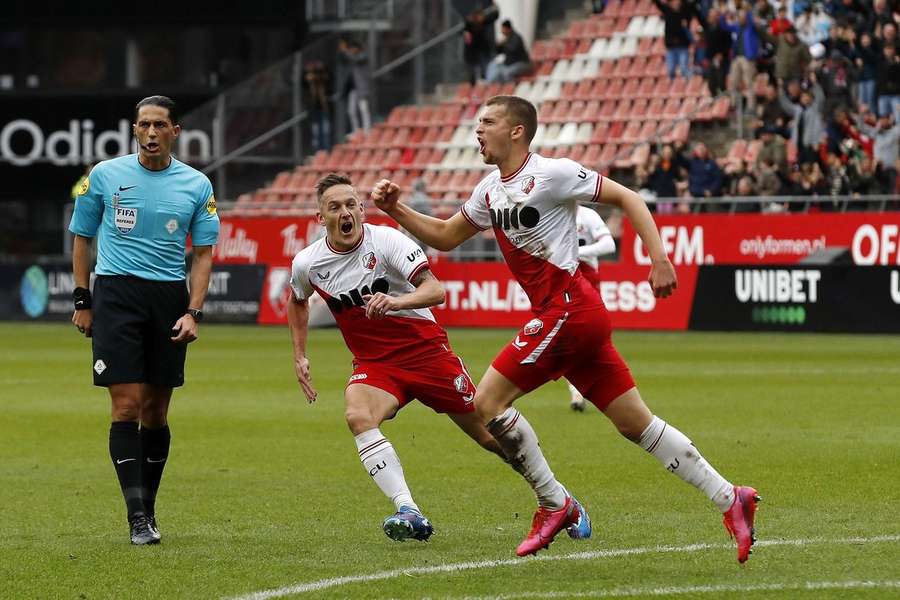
460, 177, 492, 231
378, 226, 431, 283
546, 158, 603, 204
289, 249, 315, 300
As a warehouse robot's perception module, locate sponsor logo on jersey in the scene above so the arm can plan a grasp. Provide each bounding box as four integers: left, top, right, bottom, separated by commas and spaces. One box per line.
115, 207, 138, 233
523, 318, 543, 336
512, 336, 527, 349
453, 374, 469, 393
362, 251, 377, 270
78, 177, 90, 196
406, 248, 423, 262
489, 206, 540, 231
316, 271, 331, 281
206, 194, 217, 216
325, 277, 389, 313
522, 175, 535, 194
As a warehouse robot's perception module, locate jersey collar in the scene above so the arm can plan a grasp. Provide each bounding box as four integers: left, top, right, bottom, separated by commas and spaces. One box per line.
500, 152, 532, 182
325, 226, 365, 255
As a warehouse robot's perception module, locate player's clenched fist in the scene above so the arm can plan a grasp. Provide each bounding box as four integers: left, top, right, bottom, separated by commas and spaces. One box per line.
649, 258, 677, 298
371, 179, 400, 213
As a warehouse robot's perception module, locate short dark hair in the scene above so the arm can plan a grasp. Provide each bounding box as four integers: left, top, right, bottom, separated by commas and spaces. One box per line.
501, 19, 512, 28
135, 95, 179, 124
315, 172, 354, 201
486, 95, 538, 144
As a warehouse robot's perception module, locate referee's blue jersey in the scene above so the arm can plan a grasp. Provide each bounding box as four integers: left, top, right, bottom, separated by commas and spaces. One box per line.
69, 154, 220, 281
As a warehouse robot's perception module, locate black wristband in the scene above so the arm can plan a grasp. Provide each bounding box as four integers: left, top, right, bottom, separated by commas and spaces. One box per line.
73, 287, 92, 310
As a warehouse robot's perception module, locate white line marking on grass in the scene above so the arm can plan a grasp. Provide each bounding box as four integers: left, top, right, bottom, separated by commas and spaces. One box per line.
225, 534, 900, 600
452, 580, 900, 599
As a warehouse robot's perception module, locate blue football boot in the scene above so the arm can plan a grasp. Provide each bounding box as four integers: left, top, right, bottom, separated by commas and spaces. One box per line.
566, 495, 592, 540
382, 506, 434, 542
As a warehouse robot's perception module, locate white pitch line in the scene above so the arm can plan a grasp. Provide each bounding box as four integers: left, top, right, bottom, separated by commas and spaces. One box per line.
224, 534, 900, 600
450, 580, 900, 599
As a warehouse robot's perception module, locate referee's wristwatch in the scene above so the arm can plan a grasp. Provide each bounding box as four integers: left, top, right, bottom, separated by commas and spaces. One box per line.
186, 308, 204, 322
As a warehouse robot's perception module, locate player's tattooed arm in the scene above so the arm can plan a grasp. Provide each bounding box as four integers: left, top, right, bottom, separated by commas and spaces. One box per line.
364, 268, 445, 318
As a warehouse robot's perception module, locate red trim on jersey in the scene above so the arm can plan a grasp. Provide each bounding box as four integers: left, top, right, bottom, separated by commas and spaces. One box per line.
590, 173, 603, 203
493, 226, 576, 311
311, 283, 450, 365
460, 204, 488, 231
325, 228, 365, 255
500, 153, 533, 182
407, 261, 430, 283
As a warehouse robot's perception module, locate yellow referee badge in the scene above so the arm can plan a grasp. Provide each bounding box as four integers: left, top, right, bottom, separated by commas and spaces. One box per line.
78, 177, 90, 196
206, 194, 217, 215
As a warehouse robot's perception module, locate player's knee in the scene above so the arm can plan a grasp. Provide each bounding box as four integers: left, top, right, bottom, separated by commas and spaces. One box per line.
344, 406, 377, 434
111, 400, 141, 422
473, 391, 506, 424
616, 419, 646, 442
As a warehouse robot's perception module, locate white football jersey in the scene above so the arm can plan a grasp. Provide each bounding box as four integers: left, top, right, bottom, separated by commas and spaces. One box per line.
576, 205, 613, 270
460, 153, 603, 309
290, 223, 448, 364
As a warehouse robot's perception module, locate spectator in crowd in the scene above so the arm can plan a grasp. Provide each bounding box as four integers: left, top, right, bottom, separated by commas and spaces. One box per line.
463, 5, 498, 84
831, 0, 866, 31
700, 8, 732, 95
823, 20, 852, 59
646, 144, 686, 210
769, 5, 793, 36
756, 157, 783, 197
303, 60, 333, 152
756, 83, 791, 136
339, 40, 372, 132
854, 32, 880, 112
722, 10, 765, 111
818, 51, 855, 116
796, 5, 832, 47
779, 74, 825, 164
653, 0, 697, 79
766, 26, 811, 84
858, 112, 900, 192
799, 161, 828, 196
881, 22, 899, 52
824, 151, 851, 202
755, 124, 788, 177
867, 0, 896, 32
688, 142, 724, 197
723, 158, 751, 196
486, 20, 532, 83
875, 43, 900, 119
733, 175, 760, 212
847, 154, 883, 200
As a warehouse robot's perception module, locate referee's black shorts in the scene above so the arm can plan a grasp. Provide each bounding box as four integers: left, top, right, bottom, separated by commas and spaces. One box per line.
91, 275, 190, 388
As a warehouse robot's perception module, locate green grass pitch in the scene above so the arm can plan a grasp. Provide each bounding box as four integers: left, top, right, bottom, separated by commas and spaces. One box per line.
2, 323, 899, 599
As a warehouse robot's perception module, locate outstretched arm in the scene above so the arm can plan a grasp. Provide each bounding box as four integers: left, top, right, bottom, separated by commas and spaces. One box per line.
371, 179, 478, 251
287, 296, 317, 402
597, 177, 677, 298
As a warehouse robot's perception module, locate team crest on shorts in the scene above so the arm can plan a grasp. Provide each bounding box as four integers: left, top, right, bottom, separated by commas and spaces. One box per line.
362, 252, 377, 270
115, 207, 138, 233
522, 175, 535, 194
523, 318, 543, 336
453, 373, 469, 394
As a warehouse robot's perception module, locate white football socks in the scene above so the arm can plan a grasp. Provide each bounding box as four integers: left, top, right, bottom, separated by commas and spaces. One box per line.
488, 407, 567, 510
638, 416, 735, 512
355, 428, 418, 512
568, 382, 582, 402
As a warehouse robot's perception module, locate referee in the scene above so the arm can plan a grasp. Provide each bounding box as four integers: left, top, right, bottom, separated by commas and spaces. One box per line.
69, 96, 219, 545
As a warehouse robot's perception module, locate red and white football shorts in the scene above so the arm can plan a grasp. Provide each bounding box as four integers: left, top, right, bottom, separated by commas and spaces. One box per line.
347, 350, 476, 414
492, 299, 635, 411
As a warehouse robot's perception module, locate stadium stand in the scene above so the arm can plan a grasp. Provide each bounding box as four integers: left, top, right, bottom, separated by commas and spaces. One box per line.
229, 0, 731, 217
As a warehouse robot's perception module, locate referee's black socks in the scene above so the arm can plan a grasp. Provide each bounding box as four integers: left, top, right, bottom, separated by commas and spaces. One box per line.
109, 421, 145, 519
140, 425, 170, 517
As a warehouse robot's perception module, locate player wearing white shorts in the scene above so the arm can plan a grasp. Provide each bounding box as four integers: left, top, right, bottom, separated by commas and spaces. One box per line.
567, 205, 616, 411
371, 96, 759, 562
287, 173, 505, 542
